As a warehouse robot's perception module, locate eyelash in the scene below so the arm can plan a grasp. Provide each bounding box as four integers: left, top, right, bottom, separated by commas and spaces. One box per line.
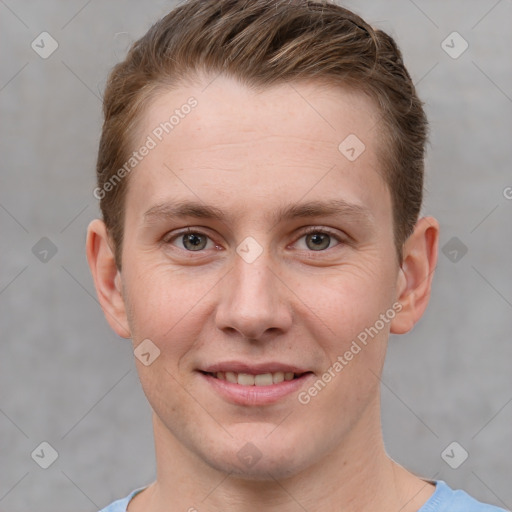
164, 226, 346, 253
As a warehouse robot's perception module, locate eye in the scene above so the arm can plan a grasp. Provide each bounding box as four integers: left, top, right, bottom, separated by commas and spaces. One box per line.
166, 229, 216, 251
294, 228, 343, 251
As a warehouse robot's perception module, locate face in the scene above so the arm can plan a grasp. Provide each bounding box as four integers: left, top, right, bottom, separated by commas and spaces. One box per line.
113, 75, 404, 479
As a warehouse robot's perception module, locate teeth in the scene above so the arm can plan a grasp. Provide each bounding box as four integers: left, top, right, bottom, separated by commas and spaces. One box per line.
212, 371, 299, 386
254, 373, 273, 386
225, 371, 237, 383
238, 373, 255, 386
272, 372, 284, 383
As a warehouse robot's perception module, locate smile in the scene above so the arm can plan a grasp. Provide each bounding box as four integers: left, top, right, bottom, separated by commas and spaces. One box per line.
204, 371, 304, 386
198, 368, 314, 406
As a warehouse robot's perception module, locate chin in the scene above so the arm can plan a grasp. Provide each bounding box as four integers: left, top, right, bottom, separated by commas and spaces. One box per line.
208, 451, 310, 482
199, 426, 317, 481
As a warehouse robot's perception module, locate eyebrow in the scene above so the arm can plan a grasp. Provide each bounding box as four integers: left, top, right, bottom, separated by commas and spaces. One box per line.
143, 198, 374, 227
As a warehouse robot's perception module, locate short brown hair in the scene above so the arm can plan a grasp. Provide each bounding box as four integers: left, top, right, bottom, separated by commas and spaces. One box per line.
96, 0, 427, 268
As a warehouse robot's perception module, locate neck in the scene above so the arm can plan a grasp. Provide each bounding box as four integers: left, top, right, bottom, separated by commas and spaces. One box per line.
131, 399, 434, 512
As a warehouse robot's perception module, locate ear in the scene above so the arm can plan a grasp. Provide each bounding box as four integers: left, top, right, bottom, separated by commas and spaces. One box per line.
390, 216, 439, 335
86, 219, 131, 338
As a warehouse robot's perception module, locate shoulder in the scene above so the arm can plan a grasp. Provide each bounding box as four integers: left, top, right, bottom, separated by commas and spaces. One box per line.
98, 487, 147, 512
98, 495, 131, 512
421, 480, 509, 512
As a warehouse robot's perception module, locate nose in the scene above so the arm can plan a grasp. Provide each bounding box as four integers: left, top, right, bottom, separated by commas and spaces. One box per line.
214, 248, 293, 341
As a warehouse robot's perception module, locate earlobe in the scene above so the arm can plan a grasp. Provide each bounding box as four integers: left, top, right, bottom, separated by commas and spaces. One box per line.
86, 219, 131, 338
390, 216, 439, 335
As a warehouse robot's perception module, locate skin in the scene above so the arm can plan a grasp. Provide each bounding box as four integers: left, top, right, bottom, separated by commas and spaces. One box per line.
87, 74, 439, 512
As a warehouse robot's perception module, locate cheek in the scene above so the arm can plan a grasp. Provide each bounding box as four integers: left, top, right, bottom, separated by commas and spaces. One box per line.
122, 260, 214, 341
294, 266, 393, 426
295, 260, 396, 343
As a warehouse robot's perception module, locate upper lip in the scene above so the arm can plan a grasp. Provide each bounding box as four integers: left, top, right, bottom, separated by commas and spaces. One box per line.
200, 361, 311, 375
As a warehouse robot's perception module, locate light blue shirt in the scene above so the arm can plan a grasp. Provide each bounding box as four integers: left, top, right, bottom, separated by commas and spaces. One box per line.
98, 480, 509, 511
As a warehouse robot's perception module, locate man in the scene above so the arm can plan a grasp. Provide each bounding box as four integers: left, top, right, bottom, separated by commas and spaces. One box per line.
87, 1, 507, 510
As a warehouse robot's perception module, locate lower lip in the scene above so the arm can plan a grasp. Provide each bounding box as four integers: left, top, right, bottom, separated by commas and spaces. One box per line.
199, 372, 314, 406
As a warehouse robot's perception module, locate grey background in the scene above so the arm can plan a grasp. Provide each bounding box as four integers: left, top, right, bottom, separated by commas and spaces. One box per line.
1, 0, 511, 510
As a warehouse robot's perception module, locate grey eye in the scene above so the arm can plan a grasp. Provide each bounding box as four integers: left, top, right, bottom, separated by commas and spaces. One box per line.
305, 232, 331, 251
182, 232, 208, 251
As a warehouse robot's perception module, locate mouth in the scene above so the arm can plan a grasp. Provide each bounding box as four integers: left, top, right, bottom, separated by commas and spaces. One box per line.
200, 370, 311, 387
197, 367, 314, 405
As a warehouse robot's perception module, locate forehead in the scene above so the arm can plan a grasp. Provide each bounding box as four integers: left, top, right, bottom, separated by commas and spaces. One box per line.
126, 75, 389, 221
140, 75, 380, 153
